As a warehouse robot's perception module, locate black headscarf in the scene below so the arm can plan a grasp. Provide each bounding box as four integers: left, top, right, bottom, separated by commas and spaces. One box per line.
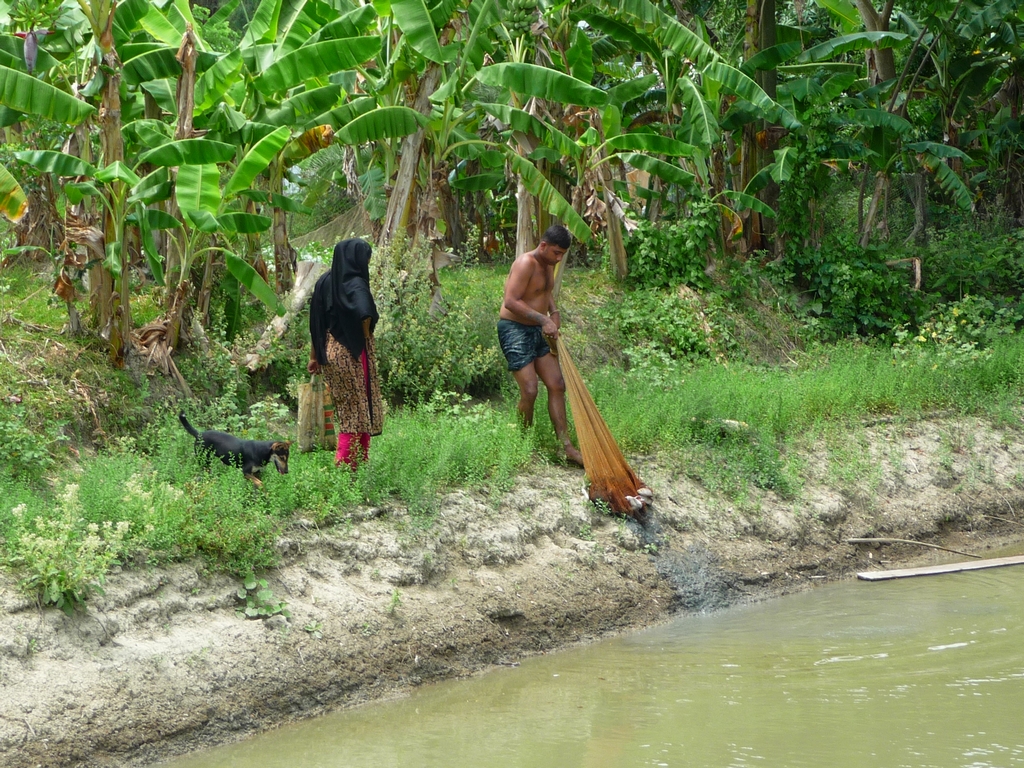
310, 238, 379, 365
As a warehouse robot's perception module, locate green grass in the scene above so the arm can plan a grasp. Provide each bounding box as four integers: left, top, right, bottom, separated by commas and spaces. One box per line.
572, 336, 1024, 499
3, 256, 1024, 610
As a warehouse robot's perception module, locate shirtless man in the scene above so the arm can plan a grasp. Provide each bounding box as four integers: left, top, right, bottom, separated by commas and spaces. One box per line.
498, 224, 584, 466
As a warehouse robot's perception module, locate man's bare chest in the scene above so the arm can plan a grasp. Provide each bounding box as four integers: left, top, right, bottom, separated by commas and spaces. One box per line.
524, 265, 553, 297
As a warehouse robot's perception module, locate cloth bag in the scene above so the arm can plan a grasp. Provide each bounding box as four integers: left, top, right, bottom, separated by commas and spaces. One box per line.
297, 375, 336, 452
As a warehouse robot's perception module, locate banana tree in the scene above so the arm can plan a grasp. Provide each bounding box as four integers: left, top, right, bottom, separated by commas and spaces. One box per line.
13, 151, 145, 360
574, 0, 801, 268
130, 128, 289, 344
474, 62, 598, 247
244, 19, 382, 293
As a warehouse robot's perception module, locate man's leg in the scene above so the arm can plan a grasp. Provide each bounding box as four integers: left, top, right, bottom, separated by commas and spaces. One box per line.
534, 353, 584, 466
510, 362, 540, 427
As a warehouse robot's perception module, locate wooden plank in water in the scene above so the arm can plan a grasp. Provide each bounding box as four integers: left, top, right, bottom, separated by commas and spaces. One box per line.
858, 554, 1024, 581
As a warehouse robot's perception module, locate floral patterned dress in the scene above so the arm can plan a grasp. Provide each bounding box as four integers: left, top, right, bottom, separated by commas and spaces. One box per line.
322, 332, 383, 436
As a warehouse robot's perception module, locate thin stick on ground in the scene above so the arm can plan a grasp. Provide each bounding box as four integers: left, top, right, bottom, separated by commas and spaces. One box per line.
847, 538, 981, 559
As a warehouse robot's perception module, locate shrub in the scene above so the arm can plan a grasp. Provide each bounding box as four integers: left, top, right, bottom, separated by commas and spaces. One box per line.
625, 209, 717, 291
921, 226, 1024, 304
6, 485, 129, 614
892, 294, 1021, 366
372, 239, 505, 404
772, 233, 922, 339
603, 287, 734, 376
0, 403, 61, 481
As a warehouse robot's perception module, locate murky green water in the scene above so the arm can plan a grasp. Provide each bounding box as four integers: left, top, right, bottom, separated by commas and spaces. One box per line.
164, 565, 1024, 768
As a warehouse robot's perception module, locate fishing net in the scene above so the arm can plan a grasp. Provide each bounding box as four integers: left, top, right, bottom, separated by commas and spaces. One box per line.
553, 336, 650, 518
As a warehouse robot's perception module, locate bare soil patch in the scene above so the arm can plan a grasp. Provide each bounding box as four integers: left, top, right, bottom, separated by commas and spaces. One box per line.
2, 415, 1023, 768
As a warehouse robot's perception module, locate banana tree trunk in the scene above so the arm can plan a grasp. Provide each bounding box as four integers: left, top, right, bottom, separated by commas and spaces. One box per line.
853, 0, 897, 84
99, 48, 128, 367
904, 171, 928, 246
271, 156, 296, 295
382, 64, 442, 245
511, 124, 540, 255
13, 174, 61, 260
596, 151, 627, 280
860, 172, 887, 247
515, 177, 535, 256
740, 0, 763, 256
165, 26, 199, 350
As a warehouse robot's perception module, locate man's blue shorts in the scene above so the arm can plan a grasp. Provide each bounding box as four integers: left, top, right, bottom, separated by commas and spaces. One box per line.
497, 318, 550, 372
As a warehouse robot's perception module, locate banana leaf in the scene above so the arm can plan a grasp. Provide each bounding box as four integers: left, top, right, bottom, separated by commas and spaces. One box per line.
508, 154, 590, 243
719, 190, 775, 217
604, 133, 695, 157
15, 150, 96, 177
905, 141, 973, 163
617, 152, 697, 190
255, 37, 382, 93
0, 163, 27, 222
798, 32, 908, 64
175, 164, 222, 214
0, 65, 95, 124
479, 102, 581, 160
139, 139, 236, 167
224, 126, 291, 199
195, 50, 243, 114
449, 172, 505, 191
219, 212, 273, 234
333, 106, 427, 145
678, 76, 720, 149
226, 251, 284, 316
476, 63, 608, 109
96, 162, 141, 187
391, 0, 446, 63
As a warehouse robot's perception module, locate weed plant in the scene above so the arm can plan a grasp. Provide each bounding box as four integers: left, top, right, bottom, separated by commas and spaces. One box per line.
576, 333, 1024, 498
372, 239, 506, 404
4, 239, 1024, 610
0, 393, 536, 608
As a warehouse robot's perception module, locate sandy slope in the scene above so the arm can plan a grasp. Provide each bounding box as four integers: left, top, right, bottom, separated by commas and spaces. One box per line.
2, 415, 1024, 768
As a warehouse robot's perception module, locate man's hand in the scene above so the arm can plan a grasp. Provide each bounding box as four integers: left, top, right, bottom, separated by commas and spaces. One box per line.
541, 316, 558, 337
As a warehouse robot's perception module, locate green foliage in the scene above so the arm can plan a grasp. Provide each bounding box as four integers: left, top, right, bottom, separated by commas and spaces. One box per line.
387, 587, 402, 614
5, 485, 128, 614
191, 5, 241, 53
236, 573, 291, 619
776, 107, 830, 214
772, 233, 922, 340
0, 403, 61, 481
892, 295, 1020, 367
625, 211, 716, 291
921, 226, 1024, 304
603, 287, 734, 375
372, 239, 505, 404
362, 392, 535, 515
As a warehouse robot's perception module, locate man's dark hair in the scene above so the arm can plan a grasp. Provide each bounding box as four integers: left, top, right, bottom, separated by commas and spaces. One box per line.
541, 224, 571, 249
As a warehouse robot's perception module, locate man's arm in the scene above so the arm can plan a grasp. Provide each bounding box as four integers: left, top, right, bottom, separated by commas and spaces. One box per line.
547, 287, 561, 330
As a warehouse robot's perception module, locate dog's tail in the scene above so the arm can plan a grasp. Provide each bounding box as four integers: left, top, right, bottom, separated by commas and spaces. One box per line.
179, 412, 200, 439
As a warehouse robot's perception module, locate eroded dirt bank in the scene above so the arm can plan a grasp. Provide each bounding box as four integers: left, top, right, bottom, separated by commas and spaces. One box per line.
2, 415, 1024, 768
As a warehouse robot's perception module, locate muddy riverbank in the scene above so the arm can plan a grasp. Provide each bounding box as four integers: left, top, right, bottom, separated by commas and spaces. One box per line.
2, 414, 1024, 768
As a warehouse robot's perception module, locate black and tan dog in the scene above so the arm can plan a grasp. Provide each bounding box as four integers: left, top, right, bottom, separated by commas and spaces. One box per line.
179, 412, 291, 488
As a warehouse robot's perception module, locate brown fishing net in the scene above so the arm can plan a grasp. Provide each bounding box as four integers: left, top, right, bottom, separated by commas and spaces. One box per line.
553, 336, 651, 518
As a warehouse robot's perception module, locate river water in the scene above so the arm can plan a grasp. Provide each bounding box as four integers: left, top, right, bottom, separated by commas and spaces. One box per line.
163, 562, 1024, 768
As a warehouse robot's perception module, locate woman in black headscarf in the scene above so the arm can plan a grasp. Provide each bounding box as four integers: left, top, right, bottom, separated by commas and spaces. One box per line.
308, 238, 384, 467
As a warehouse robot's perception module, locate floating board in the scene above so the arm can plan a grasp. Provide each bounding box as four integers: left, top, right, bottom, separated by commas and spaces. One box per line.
858, 554, 1024, 581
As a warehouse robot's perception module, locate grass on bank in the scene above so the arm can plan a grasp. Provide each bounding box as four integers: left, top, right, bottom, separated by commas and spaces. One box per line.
3, 258, 1024, 613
